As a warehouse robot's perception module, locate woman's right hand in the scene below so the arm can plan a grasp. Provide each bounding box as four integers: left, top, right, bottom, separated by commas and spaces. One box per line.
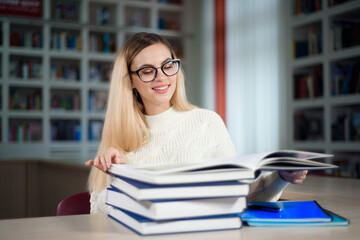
85, 147, 127, 172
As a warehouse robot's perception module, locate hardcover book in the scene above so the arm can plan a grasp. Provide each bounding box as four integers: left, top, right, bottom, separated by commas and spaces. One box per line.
106, 187, 247, 220
108, 207, 242, 235
109, 175, 250, 200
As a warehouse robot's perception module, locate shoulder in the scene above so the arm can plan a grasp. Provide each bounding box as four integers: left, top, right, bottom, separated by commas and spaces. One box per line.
188, 108, 225, 124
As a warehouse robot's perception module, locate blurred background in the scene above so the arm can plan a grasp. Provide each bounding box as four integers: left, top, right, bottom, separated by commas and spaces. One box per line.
0, 0, 359, 219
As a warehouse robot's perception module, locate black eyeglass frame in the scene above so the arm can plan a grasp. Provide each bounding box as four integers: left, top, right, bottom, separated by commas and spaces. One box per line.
130, 59, 181, 82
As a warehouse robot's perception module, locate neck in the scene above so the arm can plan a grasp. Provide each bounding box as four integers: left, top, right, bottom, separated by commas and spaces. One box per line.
144, 103, 172, 116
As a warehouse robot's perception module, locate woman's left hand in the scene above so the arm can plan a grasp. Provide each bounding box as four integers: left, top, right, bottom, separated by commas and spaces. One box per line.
279, 170, 308, 184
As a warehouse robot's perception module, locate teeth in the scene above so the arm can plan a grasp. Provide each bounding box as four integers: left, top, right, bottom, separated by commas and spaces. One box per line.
153, 85, 169, 90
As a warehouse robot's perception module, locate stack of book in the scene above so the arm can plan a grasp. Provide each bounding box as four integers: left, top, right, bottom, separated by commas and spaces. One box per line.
106, 150, 337, 235
106, 172, 250, 235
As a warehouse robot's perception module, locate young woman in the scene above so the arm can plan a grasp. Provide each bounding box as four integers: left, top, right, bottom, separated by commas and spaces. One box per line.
85, 32, 307, 214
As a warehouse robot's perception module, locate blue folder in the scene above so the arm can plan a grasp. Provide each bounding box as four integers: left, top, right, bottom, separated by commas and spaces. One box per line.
240, 201, 332, 223
244, 209, 349, 227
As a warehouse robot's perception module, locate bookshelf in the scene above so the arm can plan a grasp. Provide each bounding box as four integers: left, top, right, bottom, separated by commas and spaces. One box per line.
0, 0, 189, 161
287, 0, 360, 178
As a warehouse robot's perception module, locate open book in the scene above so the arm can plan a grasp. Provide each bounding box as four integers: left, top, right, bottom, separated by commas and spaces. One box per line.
108, 150, 336, 185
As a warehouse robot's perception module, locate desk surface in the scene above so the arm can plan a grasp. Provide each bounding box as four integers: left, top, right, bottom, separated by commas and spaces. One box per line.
1, 176, 359, 240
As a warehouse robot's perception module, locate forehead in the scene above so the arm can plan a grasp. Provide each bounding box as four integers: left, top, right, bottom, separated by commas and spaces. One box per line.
131, 43, 172, 67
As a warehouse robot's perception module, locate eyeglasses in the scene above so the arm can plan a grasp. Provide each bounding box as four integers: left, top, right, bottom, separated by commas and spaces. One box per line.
130, 59, 181, 82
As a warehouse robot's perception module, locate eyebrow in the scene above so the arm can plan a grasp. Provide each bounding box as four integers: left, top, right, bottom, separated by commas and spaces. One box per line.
136, 57, 172, 70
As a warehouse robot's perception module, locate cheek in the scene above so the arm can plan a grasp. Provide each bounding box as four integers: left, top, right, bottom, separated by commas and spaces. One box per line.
132, 78, 146, 91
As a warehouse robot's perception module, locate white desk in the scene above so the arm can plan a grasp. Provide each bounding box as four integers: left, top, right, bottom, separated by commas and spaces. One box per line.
1, 176, 359, 240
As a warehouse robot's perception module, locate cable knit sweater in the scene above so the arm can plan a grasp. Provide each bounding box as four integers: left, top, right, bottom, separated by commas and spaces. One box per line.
90, 107, 288, 214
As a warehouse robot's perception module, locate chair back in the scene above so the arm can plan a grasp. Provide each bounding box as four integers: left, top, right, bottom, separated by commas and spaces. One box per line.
56, 192, 90, 216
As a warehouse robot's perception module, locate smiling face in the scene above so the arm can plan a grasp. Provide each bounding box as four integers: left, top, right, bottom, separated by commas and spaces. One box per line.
130, 43, 177, 115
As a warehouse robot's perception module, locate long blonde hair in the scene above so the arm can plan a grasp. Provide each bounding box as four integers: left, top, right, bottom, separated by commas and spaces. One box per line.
88, 32, 195, 192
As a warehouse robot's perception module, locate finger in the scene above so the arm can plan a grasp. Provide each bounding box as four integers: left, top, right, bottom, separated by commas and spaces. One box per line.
85, 159, 94, 166
107, 148, 120, 165
99, 155, 107, 171
285, 172, 307, 184
292, 177, 305, 184
287, 170, 307, 178
111, 148, 123, 163
280, 171, 299, 184
105, 150, 112, 169
94, 156, 100, 167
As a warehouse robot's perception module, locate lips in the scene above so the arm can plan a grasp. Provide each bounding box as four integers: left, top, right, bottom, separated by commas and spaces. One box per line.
152, 84, 170, 93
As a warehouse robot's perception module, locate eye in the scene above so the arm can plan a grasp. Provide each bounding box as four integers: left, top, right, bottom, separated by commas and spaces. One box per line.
163, 62, 174, 69
140, 68, 155, 75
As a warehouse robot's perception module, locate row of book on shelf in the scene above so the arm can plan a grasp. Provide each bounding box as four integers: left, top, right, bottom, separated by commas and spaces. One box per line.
332, 108, 360, 141
329, 20, 360, 51
89, 63, 111, 82
103, 150, 346, 235
51, 32, 117, 53
51, 63, 80, 82
88, 33, 116, 53
5, 119, 104, 142
88, 91, 107, 112
293, 59, 360, 100
8, 87, 109, 112
292, 25, 322, 59
332, 153, 360, 179
331, 60, 360, 96
51, 32, 82, 51
294, 110, 323, 141
10, 30, 42, 48
8, 120, 42, 142
51, 120, 81, 141
9, 59, 42, 80
7, 60, 112, 82
9, 87, 42, 110
294, 65, 323, 99
50, 92, 80, 111
291, 0, 322, 15
294, 108, 360, 142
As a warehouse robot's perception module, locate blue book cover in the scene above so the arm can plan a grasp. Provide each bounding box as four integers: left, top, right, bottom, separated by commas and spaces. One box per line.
239, 201, 331, 223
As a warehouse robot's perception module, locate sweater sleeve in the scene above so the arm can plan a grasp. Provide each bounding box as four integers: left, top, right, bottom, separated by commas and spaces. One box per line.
247, 171, 289, 202
90, 175, 113, 214
90, 189, 112, 214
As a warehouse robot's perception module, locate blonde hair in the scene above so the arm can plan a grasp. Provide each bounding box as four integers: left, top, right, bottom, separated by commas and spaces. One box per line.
88, 32, 195, 193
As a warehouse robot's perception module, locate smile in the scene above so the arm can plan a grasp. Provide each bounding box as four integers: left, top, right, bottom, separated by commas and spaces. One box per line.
152, 84, 170, 91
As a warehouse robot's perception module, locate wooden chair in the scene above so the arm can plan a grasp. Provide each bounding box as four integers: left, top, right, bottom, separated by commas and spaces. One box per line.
56, 192, 91, 216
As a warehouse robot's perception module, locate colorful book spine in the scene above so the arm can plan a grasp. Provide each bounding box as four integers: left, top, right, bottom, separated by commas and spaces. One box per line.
51, 120, 81, 141
8, 120, 42, 142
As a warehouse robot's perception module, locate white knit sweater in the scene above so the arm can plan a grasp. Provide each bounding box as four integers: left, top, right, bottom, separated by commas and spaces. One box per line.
90, 107, 288, 214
